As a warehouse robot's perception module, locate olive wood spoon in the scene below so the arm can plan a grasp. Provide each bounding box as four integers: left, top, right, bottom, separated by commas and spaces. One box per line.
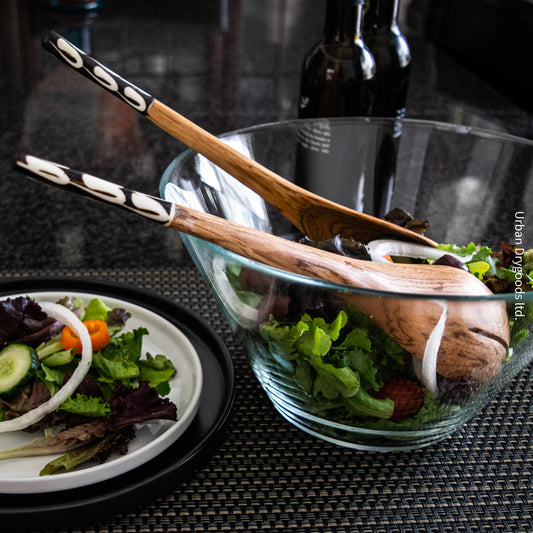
42, 31, 436, 247
14, 155, 509, 382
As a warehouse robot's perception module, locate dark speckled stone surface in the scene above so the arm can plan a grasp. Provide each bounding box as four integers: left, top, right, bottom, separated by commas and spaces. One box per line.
1, 0, 532, 272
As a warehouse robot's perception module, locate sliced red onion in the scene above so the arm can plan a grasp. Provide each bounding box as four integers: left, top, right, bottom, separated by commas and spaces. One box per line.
366, 239, 471, 264
420, 301, 448, 396
0, 302, 92, 433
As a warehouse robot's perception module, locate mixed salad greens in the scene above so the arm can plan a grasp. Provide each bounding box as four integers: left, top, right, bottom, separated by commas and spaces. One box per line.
232, 225, 532, 430
0, 296, 177, 475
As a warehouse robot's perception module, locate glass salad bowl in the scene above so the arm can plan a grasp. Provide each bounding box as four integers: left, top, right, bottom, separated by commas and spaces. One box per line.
160, 117, 533, 451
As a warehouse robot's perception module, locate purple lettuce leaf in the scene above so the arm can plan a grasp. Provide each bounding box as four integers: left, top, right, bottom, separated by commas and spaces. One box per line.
0, 296, 60, 349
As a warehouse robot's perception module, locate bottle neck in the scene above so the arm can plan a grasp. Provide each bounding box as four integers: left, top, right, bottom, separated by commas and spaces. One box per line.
323, 0, 366, 42
363, 0, 400, 31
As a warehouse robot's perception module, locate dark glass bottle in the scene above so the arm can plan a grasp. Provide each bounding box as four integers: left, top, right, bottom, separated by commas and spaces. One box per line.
298, 0, 376, 118
363, 1, 411, 216
363, 0, 411, 118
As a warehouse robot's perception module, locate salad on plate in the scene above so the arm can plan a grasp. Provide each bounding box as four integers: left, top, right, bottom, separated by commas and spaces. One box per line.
0, 295, 178, 475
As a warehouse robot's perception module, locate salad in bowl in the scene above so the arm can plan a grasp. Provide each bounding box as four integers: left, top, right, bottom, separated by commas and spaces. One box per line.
161, 117, 533, 450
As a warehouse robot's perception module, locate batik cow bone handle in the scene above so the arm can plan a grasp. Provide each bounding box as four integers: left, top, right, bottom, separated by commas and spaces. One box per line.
43, 31, 154, 114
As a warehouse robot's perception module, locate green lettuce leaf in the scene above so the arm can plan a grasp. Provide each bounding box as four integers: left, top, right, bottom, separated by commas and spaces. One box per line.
138, 353, 176, 392
92, 327, 149, 385
295, 321, 334, 358
437, 242, 500, 277
345, 349, 382, 391
259, 308, 412, 421
92, 352, 140, 384
83, 298, 112, 321
59, 394, 111, 417
310, 356, 360, 399
39, 431, 130, 475
344, 387, 394, 419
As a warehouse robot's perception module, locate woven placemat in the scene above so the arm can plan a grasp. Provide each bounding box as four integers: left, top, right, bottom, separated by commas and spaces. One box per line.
1, 268, 531, 533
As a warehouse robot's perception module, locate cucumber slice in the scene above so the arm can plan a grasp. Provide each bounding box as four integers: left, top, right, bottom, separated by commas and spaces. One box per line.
0, 344, 39, 396
41, 349, 74, 367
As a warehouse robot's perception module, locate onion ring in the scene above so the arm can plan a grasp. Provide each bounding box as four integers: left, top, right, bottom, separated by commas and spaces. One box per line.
367, 239, 470, 264
0, 302, 92, 433
420, 301, 448, 396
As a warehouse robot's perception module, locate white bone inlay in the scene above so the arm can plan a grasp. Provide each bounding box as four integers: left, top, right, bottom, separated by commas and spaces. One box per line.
123, 86, 147, 112
131, 191, 171, 223
93, 66, 119, 91
56, 38, 83, 68
81, 174, 127, 204
18, 156, 70, 185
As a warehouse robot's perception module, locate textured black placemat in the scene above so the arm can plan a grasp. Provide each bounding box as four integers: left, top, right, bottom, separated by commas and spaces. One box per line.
1, 268, 531, 533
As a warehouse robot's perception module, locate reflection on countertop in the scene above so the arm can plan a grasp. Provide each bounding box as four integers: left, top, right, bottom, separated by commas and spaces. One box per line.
0, 0, 532, 271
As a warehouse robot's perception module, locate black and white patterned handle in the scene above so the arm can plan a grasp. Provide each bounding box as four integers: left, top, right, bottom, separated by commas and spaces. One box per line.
14, 154, 174, 225
43, 31, 154, 114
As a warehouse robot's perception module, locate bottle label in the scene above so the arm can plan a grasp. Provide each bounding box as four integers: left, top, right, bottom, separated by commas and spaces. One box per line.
296, 120, 331, 155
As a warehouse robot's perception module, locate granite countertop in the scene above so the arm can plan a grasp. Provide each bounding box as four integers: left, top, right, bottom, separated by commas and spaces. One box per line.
1, 0, 532, 272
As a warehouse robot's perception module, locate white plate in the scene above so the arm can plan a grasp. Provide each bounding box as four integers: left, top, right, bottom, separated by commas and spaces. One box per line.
0, 291, 203, 494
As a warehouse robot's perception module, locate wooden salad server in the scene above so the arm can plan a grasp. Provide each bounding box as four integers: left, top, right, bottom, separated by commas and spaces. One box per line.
42, 31, 436, 247
14, 155, 509, 383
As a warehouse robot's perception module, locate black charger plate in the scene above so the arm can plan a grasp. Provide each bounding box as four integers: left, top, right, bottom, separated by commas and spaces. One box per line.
0, 278, 235, 531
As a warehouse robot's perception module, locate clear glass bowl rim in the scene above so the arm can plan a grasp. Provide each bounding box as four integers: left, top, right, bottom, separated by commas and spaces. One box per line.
160, 117, 533, 303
